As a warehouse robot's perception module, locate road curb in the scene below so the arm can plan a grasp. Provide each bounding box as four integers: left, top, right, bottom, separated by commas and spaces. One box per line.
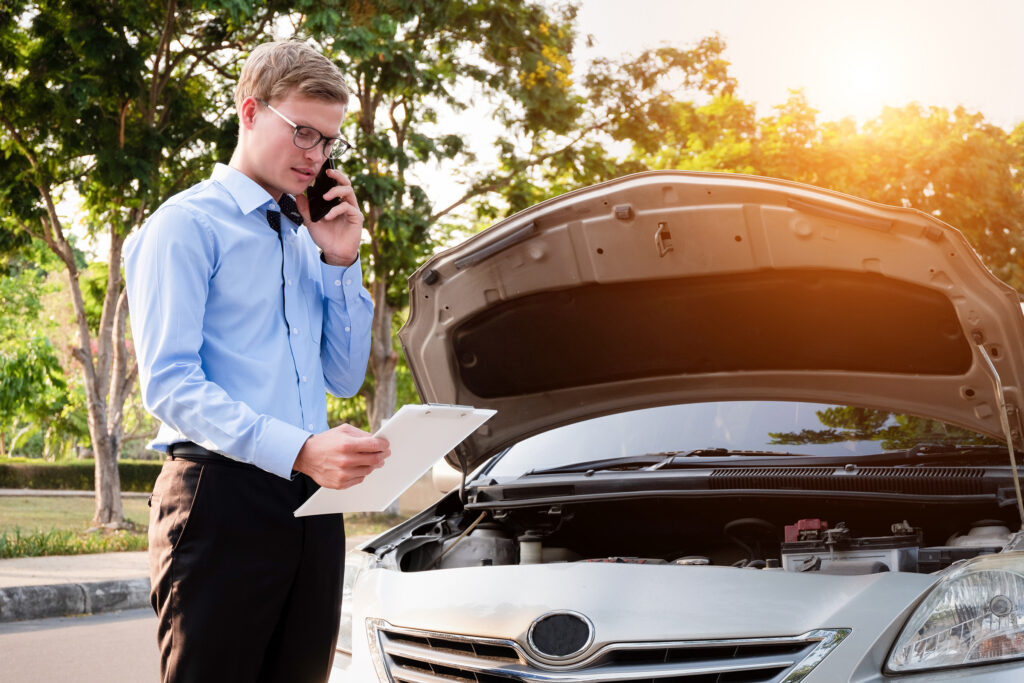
0, 578, 150, 623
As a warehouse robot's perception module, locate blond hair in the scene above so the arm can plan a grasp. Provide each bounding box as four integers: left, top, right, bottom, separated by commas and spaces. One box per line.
235, 41, 350, 111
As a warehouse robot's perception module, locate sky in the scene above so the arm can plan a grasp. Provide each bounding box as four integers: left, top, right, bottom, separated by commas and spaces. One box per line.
573, 0, 1024, 128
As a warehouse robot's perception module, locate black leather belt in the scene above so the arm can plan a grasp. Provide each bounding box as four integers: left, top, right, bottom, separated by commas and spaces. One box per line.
167, 441, 259, 471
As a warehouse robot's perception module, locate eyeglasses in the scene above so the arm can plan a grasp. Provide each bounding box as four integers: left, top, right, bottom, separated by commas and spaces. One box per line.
256, 99, 351, 158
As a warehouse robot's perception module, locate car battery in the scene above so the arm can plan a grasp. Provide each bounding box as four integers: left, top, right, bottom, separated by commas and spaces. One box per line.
781, 520, 920, 574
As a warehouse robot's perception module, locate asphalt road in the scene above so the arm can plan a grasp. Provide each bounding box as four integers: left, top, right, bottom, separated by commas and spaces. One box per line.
1, 608, 358, 682
0, 608, 159, 682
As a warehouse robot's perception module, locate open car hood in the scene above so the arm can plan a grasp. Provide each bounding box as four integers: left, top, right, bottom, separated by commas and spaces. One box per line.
398, 171, 1024, 472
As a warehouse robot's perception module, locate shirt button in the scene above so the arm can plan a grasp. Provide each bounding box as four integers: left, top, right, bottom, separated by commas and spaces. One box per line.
334, 279, 342, 286
287, 279, 293, 286
301, 376, 307, 383
292, 328, 299, 335
308, 424, 314, 430
344, 279, 351, 286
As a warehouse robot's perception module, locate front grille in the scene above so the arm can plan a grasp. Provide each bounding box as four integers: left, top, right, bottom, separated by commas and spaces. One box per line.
367, 619, 849, 682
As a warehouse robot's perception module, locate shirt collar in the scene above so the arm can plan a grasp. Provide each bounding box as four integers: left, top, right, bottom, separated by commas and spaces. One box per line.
211, 163, 275, 216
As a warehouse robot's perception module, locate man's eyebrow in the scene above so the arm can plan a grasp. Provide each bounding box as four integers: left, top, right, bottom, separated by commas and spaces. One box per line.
296, 120, 342, 137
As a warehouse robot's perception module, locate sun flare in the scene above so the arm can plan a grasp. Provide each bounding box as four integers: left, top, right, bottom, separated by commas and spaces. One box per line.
816, 34, 908, 121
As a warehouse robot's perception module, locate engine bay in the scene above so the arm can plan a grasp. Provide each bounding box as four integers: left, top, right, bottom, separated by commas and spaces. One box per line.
384, 494, 1019, 575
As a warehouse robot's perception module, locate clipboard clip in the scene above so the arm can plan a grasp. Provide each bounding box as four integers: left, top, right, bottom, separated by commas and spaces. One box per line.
424, 403, 475, 418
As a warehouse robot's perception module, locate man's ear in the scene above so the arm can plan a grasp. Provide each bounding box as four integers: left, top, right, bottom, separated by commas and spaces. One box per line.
239, 96, 260, 130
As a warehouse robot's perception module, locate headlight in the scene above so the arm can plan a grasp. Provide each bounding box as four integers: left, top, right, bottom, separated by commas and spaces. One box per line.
887, 552, 1024, 672
337, 549, 380, 654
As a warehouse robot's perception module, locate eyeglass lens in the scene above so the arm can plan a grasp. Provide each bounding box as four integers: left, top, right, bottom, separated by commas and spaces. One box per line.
293, 127, 347, 157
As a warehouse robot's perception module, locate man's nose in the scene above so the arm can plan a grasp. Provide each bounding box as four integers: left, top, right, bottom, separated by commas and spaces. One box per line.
303, 144, 325, 163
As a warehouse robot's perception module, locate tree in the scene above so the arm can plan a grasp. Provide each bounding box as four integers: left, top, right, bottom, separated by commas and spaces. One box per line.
305, 0, 585, 431
0, 0, 319, 525
0, 257, 68, 457
475, 34, 737, 216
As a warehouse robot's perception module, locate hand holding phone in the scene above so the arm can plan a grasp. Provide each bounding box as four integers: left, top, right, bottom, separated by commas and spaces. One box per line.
306, 158, 341, 223
299, 159, 363, 266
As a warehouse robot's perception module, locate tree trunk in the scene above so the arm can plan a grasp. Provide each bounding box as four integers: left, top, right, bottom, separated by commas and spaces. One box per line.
367, 275, 400, 514
57, 226, 132, 528
367, 276, 399, 433
91, 423, 125, 527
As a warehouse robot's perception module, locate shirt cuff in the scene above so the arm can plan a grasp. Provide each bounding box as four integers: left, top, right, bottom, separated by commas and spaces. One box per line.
255, 420, 314, 480
321, 255, 367, 305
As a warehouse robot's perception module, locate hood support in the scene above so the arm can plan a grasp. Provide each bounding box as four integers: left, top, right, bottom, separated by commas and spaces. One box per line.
974, 335, 1024, 528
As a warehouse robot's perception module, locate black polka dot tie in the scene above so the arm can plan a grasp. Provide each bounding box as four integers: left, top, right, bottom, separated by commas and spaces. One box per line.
267, 195, 303, 233
266, 207, 282, 233
280, 194, 303, 225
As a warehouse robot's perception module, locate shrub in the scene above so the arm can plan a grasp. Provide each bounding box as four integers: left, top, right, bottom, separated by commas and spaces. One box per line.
0, 527, 148, 558
0, 460, 162, 492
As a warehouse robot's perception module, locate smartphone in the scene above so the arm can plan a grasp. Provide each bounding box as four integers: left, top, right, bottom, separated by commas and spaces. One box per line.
306, 158, 341, 222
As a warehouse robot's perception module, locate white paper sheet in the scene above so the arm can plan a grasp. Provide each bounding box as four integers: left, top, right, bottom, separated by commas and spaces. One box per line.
294, 404, 496, 516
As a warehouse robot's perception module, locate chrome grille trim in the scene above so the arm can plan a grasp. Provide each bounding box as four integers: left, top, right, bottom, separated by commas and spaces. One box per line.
367, 619, 850, 683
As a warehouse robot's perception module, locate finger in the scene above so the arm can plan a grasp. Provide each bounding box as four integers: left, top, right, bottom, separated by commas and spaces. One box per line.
343, 436, 389, 454
322, 202, 363, 225
337, 423, 372, 437
325, 184, 358, 204
366, 437, 390, 453
326, 169, 353, 186
336, 461, 378, 477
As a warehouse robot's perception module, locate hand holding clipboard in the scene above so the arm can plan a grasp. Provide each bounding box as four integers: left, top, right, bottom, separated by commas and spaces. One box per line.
294, 404, 495, 516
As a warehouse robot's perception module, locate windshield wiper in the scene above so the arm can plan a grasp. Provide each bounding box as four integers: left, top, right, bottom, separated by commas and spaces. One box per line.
523, 444, 1010, 477
523, 453, 676, 476
525, 448, 803, 476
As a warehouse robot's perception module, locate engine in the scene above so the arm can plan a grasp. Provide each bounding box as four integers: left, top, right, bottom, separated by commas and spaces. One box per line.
388, 496, 1018, 576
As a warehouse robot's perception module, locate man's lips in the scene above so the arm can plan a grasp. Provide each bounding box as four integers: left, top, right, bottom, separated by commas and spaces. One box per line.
292, 167, 315, 182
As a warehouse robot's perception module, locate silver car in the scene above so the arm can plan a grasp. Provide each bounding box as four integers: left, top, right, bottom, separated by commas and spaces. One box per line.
333, 171, 1024, 682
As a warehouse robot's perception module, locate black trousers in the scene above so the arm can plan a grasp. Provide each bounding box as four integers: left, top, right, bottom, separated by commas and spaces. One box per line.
148, 449, 345, 683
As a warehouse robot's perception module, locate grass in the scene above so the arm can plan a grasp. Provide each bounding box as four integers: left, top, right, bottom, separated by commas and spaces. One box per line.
0, 495, 151, 559
0, 495, 407, 558
0, 496, 151, 530
0, 527, 149, 558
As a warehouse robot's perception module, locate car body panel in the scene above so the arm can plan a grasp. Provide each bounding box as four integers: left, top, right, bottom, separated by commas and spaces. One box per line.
336, 560, 1024, 682
399, 171, 1024, 471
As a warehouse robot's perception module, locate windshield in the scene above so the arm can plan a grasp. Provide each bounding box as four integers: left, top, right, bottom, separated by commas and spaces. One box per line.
482, 401, 999, 479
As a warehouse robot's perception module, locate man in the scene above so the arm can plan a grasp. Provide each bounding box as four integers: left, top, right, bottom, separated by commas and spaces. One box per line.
124, 40, 389, 682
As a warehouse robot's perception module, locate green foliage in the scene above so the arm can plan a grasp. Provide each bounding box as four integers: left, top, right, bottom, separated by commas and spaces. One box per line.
303, 0, 589, 309
79, 261, 109, 334
475, 34, 737, 219
0, 527, 148, 558
0, 460, 163, 492
0, 264, 68, 442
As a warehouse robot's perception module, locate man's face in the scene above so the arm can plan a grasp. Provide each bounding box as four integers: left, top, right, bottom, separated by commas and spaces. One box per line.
240, 91, 347, 200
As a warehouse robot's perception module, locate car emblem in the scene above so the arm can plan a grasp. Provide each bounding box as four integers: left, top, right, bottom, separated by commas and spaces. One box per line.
527, 611, 595, 661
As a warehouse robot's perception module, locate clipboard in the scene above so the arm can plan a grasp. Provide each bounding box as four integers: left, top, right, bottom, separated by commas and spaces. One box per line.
294, 404, 496, 516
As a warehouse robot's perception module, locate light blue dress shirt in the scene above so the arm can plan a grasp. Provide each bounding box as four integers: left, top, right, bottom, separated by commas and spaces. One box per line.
124, 163, 374, 478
